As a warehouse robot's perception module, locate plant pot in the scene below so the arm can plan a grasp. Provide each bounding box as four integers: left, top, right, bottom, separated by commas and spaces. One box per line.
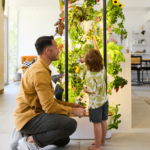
13, 73, 21, 81
54, 84, 64, 101
106, 130, 111, 139
141, 30, 145, 35
106, 115, 113, 139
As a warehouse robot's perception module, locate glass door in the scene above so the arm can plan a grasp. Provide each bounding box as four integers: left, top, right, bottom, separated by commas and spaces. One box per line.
4, 17, 8, 85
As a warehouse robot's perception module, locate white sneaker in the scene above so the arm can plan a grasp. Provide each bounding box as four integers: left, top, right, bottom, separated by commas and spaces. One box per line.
9, 127, 23, 150
18, 137, 40, 150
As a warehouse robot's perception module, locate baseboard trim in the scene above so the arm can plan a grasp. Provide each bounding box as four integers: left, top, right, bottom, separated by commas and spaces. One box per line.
0, 89, 4, 94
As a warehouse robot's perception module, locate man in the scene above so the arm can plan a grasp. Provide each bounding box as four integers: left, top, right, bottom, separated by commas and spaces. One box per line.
12, 36, 86, 150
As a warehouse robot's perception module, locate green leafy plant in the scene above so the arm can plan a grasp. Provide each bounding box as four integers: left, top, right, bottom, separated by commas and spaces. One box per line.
106, 0, 127, 39
84, 0, 98, 7
53, 0, 128, 126
105, 42, 125, 64
108, 103, 121, 130
108, 76, 128, 93
107, 62, 122, 77
14, 65, 20, 73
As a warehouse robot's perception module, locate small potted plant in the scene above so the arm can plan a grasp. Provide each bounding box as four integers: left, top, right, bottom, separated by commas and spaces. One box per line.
13, 65, 21, 82
112, 76, 128, 92
112, 79, 120, 92
121, 79, 128, 89
106, 103, 121, 139
140, 25, 145, 35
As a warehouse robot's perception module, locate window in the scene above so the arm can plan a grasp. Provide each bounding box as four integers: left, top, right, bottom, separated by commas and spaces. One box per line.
4, 17, 8, 85
9, 21, 18, 82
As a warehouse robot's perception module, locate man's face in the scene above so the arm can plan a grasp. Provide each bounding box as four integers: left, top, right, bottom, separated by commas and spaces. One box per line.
48, 40, 59, 61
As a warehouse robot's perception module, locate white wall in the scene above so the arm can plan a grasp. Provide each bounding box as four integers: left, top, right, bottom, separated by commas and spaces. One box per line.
18, 10, 60, 75
18, 10, 60, 56
123, 9, 147, 49
9, 0, 59, 8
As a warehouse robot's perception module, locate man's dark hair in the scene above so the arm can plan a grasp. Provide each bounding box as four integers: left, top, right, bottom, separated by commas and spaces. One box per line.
35, 36, 54, 55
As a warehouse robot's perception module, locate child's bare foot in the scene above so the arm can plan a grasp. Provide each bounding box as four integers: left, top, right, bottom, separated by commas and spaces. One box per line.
91, 142, 105, 146
88, 145, 101, 150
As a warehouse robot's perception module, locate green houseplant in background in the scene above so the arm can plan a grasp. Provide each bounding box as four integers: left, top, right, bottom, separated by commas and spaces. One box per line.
13, 65, 21, 82
108, 103, 121, 130
52, 0, 128, 133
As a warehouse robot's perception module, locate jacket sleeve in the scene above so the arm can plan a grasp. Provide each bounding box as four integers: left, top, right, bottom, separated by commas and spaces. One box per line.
55, 99, 74, 107
34, 71, 72, 116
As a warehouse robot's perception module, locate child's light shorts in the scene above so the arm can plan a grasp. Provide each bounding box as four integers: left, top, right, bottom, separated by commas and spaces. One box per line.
89, 100, 108, 123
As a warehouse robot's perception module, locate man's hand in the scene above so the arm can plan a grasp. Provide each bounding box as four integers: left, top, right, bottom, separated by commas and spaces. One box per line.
73, 103, 86, 109
72, 108, 86, 118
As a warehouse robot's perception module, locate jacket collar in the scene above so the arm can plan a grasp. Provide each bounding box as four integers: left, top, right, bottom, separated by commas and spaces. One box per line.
38, 57, 51, 73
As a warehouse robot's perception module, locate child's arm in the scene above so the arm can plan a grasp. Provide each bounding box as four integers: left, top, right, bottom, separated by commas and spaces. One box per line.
93, 38, 99, 51
83, 87, 95, 94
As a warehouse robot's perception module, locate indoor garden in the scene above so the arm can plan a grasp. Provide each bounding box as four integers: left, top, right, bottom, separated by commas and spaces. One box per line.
52, 0, 128, 130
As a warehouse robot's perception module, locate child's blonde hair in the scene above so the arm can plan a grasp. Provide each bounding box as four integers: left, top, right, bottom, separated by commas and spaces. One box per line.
85, 49, 103, 72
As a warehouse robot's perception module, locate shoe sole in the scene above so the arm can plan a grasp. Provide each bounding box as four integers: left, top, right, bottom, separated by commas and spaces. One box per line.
9, 127, 23, 150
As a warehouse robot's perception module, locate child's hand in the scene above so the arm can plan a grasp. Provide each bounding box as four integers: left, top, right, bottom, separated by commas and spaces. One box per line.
84, 87, 95, 94
83, 87, 88, 93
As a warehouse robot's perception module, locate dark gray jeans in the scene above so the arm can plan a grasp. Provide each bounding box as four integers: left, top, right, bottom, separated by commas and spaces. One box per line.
20, 113, 77, 148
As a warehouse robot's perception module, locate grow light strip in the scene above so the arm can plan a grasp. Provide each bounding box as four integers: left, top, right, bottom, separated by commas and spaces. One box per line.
65, 0, 68, 102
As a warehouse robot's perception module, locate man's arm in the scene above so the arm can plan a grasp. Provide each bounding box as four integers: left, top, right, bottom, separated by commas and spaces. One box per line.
55, 99, 74, 107
34, 71, 72, 116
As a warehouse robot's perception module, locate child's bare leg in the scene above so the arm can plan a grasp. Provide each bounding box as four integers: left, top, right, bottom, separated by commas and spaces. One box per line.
101, 120, 107, 145
88, 123, 101, 150
91, 121, 107, 146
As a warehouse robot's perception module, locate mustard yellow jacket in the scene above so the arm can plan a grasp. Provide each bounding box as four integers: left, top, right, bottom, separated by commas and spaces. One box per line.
13, 57, 74, 132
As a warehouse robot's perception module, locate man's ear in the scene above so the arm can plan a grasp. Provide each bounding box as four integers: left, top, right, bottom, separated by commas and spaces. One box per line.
45, 47, 50, 54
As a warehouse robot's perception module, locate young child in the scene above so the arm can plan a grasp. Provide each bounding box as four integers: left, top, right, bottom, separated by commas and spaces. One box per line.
84, 49, 108, 150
